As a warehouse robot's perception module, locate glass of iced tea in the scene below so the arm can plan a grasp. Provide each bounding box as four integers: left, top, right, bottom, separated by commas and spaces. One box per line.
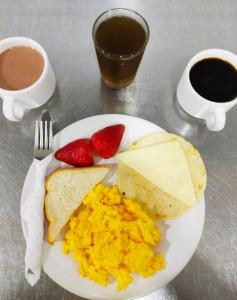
92, 8, 150, 88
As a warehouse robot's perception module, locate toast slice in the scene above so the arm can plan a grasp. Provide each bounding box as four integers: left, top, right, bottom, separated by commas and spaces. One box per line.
45, 166, 110, 243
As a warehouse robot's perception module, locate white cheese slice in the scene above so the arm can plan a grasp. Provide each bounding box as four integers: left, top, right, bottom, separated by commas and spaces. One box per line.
117, 141, 197, 206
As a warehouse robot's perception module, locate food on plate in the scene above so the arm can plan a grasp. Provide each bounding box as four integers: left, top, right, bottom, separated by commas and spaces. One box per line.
55, 124, 125, 166
116, 142, 194, 219
129, 132, 207, 201
45, 166, 110, 243
46, 126, 205, 292
91, 124, 125, 158
116, 132, 206, 219
62, 183, 166, 291
55, 138, 94, 167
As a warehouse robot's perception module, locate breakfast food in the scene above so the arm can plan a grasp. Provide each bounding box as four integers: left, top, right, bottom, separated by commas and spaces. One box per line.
45, 126, 206, 292
116, 132, 206, 219
55, 124, 125, 166
62, 183, 166, 290
45, 166, 110, 243
55, 138, 94, 166
91, 124, 125, 158
129, 132, 207, 201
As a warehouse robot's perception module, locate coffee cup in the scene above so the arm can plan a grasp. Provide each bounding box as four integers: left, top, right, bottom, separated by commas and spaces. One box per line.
177, 49, 237, 131
0, 37, 56, 121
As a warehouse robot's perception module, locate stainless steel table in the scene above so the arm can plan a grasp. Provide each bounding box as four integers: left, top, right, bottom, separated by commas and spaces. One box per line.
0, 1, 236, 299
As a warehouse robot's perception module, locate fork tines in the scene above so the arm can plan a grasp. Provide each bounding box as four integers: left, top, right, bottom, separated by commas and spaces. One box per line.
34, 119, 53, 159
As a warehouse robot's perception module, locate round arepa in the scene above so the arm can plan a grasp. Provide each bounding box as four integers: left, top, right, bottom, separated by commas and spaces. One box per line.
128, 132, 207, 202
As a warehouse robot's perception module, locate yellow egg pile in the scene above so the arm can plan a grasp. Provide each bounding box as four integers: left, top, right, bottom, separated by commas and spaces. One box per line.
62, 183, 166, 290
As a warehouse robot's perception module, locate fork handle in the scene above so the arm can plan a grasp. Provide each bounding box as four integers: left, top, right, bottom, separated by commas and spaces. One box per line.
21, 155, 52, 286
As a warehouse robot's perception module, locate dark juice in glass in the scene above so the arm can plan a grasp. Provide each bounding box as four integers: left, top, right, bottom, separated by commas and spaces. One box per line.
93, 9, 149, 88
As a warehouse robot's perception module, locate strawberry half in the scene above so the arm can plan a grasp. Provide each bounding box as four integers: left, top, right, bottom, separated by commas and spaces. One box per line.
55, 138, 94, 166
91, 124, 125, 159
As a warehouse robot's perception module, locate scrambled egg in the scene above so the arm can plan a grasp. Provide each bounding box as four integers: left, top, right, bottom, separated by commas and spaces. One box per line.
62, 183, 166, 290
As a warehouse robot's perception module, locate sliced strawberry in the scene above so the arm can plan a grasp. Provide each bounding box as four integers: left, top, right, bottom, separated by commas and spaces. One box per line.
55, 138, 94, 166
91, 124, 125, 159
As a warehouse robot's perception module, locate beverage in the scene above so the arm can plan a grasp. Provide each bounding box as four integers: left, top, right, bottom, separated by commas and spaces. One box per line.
0, 46, 44, 90
190, 58, 237, 103
93, 9, 149, 88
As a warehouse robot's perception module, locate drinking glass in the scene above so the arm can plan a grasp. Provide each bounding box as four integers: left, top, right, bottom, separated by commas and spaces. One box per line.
92, 8, 150, 88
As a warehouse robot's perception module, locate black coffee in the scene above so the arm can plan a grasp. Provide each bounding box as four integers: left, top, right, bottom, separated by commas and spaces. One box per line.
190, 58, 237, 102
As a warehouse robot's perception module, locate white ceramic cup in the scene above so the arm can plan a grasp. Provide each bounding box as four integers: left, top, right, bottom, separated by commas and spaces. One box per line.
0, 37, 56, 121
177, 49, 237, 131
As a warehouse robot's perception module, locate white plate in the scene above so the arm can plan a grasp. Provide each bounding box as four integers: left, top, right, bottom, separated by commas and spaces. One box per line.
21, 114, 205, 300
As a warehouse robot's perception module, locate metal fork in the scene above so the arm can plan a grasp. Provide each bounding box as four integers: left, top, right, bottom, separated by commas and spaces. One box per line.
34, 111, 53, 160
22, 110, 54, 285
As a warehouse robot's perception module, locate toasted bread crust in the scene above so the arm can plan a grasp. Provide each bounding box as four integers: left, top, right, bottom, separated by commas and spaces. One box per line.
45, 166, 110, 192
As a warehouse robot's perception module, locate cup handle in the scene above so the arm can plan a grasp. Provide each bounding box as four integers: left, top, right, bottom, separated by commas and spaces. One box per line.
202, 108, 226, 131
2, 95, 25, 121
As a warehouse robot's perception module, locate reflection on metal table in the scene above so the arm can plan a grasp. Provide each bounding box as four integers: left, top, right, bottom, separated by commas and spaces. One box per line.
0, 1, 236, 300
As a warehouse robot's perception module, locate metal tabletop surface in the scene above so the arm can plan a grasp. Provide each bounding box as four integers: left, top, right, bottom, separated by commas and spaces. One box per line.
0, 1, 236, 299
